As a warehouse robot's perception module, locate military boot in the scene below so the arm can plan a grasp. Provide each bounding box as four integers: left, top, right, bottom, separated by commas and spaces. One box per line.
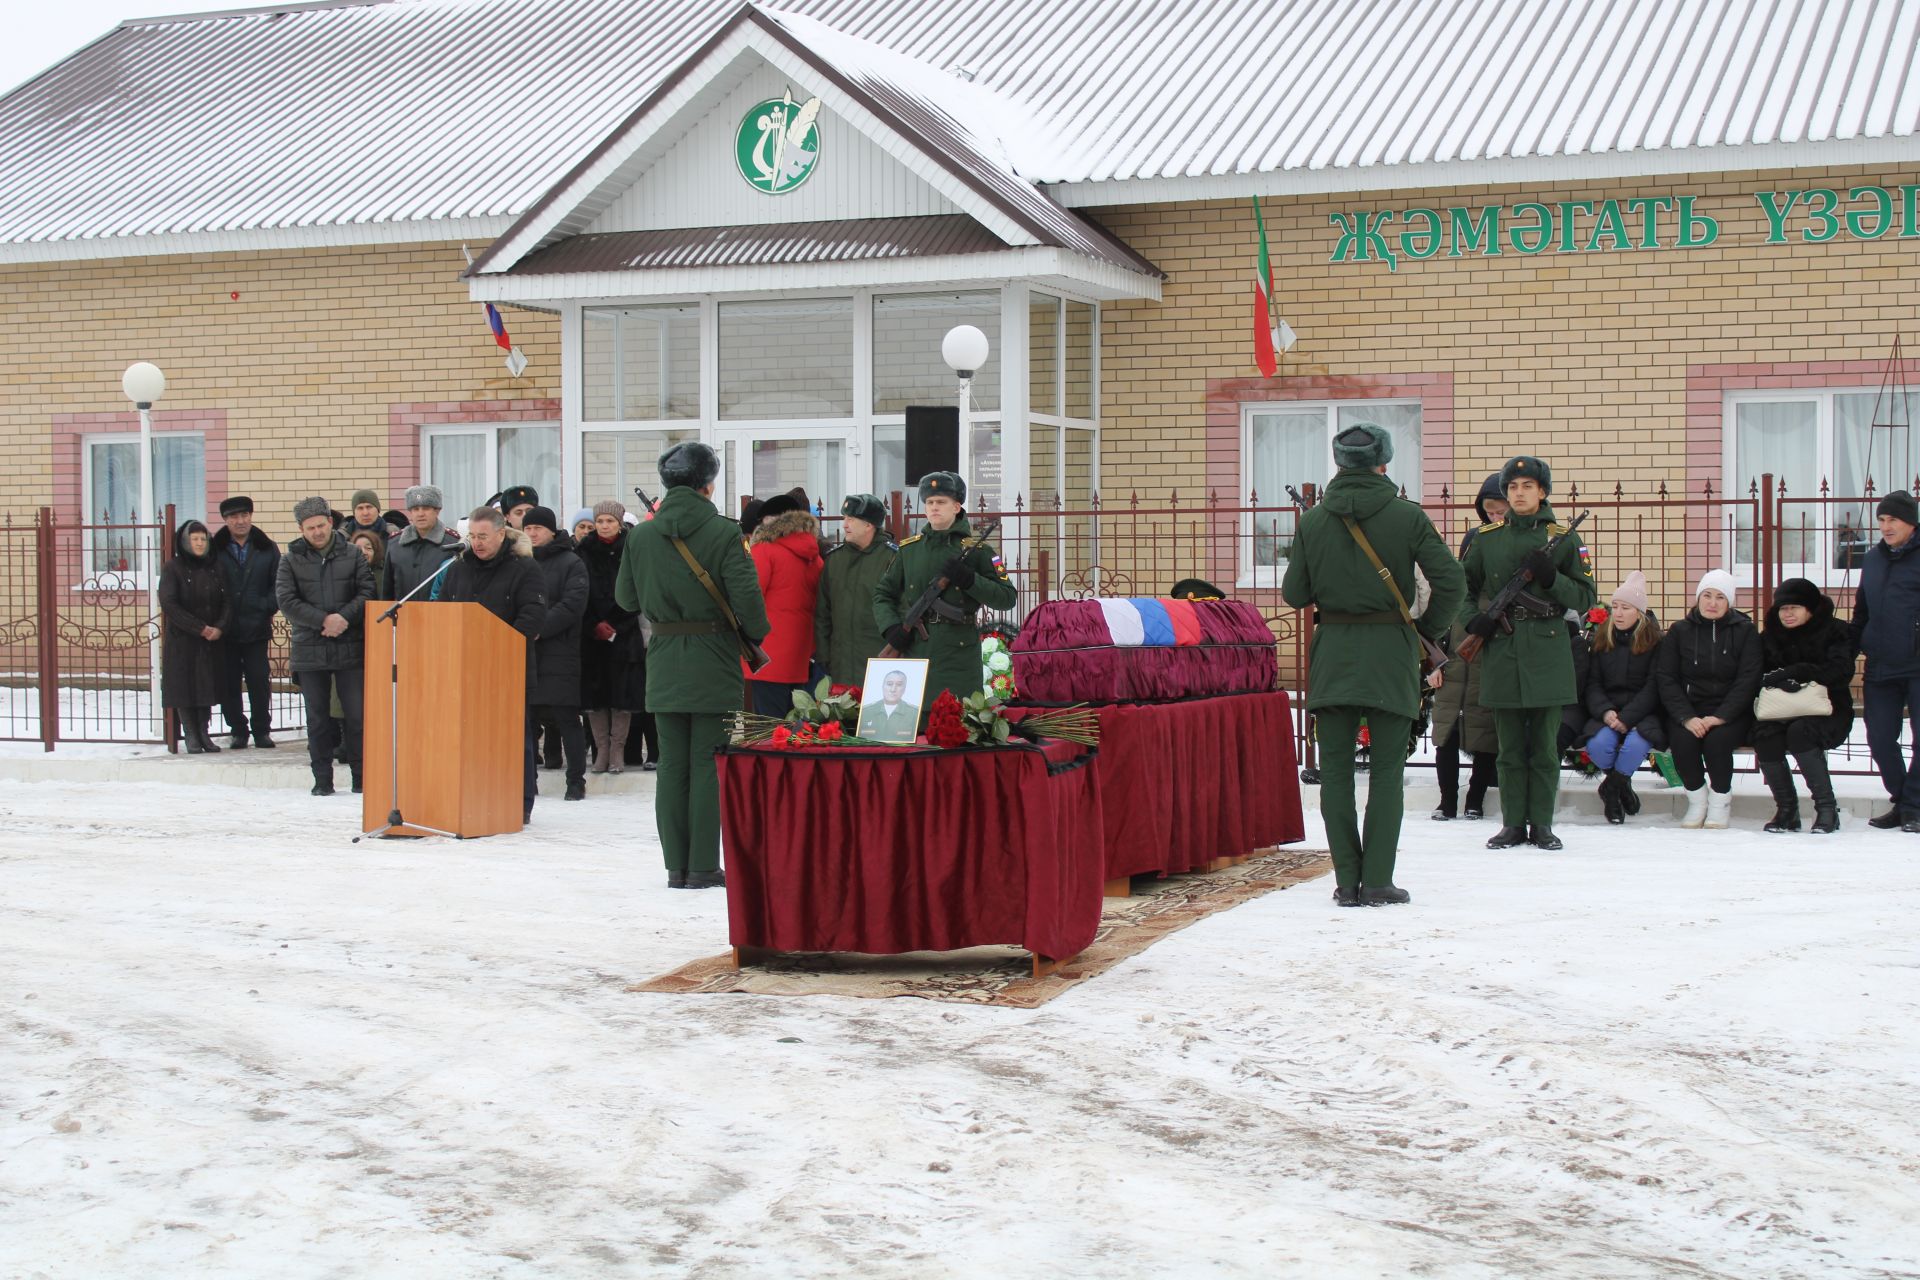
1760, 759, 1800, 832
1332, 885, 1362, 907
1797, 751, 1839, 834
1486, 825, 1528, 849
1359, 884, 1411, 905
1528, 823, 1563, 851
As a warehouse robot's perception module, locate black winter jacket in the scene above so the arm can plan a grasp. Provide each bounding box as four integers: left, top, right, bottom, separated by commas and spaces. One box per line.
1759, 594, 1856, 734
275, 531, 376, 672
576, 530, 646, 711
1849, 535, 1920, 681
529, 532, 587, 707
159, 527, 232, 708
208, 525, 280, 644
439, 527, 546, 695
1582, 615, 1667, 749
1656, 607, 1763, 725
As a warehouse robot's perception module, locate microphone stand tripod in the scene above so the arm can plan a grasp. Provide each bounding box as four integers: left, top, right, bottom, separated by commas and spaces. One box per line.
355, 554, 460, 842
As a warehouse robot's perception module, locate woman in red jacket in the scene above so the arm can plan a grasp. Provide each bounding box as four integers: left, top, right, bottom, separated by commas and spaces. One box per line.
747, 493, 824, 717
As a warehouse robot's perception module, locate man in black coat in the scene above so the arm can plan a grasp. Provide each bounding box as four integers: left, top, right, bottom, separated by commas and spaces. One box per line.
440, 507, 547, 821
211, 495, 281, 749
1849, 490, 1920, 829
275, 495, 376, 796
521, 507, 589, 801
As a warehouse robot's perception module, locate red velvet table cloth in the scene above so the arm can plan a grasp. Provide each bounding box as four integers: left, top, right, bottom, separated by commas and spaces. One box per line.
717, 739, 1106, 962
1009, 691, 1305, 879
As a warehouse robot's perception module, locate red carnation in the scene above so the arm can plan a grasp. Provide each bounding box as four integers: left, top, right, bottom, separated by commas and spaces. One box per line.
926, 690, 969, 748
770, 725, 792, 747
819, 721, 843, 741
1586, 605, 1611, 625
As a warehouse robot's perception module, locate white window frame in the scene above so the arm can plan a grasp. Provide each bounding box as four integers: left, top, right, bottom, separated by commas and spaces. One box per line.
1236, 398, 1424, 588
79, 429, 206, 588
420, 421, 562, 517
1722, 386, 1899, 587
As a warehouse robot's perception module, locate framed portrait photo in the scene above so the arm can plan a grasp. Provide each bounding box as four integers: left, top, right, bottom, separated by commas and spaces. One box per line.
855, 658, 930, 743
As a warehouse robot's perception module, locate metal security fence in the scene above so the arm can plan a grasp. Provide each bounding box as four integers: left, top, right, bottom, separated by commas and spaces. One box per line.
0, 507, 307, 749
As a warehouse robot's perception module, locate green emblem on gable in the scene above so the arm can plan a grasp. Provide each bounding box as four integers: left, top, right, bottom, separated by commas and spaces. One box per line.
735, 90, 821, 194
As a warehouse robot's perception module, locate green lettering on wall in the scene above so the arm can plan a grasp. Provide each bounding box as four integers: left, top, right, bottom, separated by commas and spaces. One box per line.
1755, 190, 1801, 243
1400, 208, 1443, 259
1624, 196, 1674, 248
1586, 199, 1631, 251
1801, 188, 1841, 242
1676, 196, 1719, 247
1557, 201, 1595, 252
1847, 186, 1893, 239
1328, 212, 1360, 262
1506, 203, 1553, 253
1903, 185, 1920, 238
1448, 205, 1503, 257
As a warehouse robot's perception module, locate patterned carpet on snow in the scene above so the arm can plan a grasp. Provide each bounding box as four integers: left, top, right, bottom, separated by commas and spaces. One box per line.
629, 847, 1332, 1007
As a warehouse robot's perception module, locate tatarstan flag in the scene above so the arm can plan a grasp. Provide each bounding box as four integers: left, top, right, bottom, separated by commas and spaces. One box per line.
1251, 196, 1278, 377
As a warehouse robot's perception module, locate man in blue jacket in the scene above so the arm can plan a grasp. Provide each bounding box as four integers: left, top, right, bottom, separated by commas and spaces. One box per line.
211, 496, 281, 749
1849, 490, 1920, 831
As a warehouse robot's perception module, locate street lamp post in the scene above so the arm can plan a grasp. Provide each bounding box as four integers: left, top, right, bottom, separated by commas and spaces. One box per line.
941, 324, 989, 488
121, 361, 166, 739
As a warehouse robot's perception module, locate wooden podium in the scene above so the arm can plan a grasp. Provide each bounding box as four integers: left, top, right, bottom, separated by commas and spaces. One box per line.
361, 601, 525, 838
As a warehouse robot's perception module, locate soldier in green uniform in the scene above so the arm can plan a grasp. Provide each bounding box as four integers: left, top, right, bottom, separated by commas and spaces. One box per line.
614, 442, 769, 889
1282, 424, 1467, 907
1458, 456, 1596, 851
814, 493, 898, 686
873, 471, 1017, 715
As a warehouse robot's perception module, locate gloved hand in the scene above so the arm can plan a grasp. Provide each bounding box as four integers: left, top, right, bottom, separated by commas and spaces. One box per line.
884, 625, 913, 651
1762, 668, 1792, 689
1520, 549, 1557, 588
940, 556, 977, 589
593, 621, 616, 642
1464, 613, 1499, 640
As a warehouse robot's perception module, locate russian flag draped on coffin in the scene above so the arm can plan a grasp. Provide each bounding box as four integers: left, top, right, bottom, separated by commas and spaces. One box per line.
1011, 597, 1278, 702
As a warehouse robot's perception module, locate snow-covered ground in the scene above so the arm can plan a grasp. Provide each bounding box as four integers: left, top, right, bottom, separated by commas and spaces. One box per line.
3, 776, 1918, 1279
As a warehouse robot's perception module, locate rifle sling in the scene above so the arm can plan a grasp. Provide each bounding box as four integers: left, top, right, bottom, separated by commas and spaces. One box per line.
668, 536, 752, 651
1336, 514, 1443, 663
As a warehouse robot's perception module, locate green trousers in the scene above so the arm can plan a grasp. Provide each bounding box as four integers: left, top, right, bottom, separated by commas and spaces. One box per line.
1492, 707, 1561, 827
654, 712, 732, 873
1315, 705, 1411, 891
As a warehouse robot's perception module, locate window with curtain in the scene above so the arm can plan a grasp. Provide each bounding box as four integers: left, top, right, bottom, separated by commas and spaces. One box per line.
86, 434, 206, 573
1731, 400, 1817, 565
424, 424, 560, 520
1241, 400, 1424, 581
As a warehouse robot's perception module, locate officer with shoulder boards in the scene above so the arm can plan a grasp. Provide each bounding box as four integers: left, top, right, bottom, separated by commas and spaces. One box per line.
1458, 455, 1596, 851
1282, 424, 1466, 907
872, 472, 1017, 716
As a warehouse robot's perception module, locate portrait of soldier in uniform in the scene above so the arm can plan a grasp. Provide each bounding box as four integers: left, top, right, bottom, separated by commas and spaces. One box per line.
857, 660, 927, 742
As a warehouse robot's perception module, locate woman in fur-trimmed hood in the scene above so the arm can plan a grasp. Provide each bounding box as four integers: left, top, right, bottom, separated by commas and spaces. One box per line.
746, 495, 824, 715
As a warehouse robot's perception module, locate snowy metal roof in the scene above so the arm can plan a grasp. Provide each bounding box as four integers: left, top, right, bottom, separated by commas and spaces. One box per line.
506, 216, 1010, 274
3, 0, 1917, 260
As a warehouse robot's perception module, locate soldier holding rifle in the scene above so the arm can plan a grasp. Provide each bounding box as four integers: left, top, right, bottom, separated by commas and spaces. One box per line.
1458, 456, 1596, 851
1282, 424, 1466, 907
873, 472, 1017, 722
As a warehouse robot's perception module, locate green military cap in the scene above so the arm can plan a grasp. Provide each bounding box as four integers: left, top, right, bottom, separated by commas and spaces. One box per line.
917, 472, 967, 504
841, 493, 887, 525
1500, 455, 1552, 494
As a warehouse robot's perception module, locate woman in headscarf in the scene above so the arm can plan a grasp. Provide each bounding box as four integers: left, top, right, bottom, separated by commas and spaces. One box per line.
158, 519, 233, 753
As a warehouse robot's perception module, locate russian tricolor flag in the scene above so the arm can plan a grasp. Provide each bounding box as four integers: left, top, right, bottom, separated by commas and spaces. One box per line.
485, 303, 513, 352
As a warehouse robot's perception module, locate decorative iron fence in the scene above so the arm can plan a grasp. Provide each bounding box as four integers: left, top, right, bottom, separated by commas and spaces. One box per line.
0, 508, 307, 749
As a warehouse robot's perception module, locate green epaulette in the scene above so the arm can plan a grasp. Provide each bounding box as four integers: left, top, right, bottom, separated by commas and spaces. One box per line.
1547, 521, 1569, 536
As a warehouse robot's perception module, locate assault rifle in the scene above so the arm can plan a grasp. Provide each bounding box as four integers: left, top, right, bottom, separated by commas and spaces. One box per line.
1458, 509, 1591, 663
632, 485, 657, 514
879, 518, 1000, 659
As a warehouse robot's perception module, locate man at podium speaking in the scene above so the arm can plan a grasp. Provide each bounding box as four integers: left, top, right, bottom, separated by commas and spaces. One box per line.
439, 507, 548, 822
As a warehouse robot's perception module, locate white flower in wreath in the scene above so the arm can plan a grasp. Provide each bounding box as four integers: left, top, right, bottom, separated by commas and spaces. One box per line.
987, 651, 1013, 674
980, 636, 1006, 657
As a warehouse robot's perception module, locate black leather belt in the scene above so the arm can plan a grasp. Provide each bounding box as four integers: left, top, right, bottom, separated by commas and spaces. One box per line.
651, 620, 729, 636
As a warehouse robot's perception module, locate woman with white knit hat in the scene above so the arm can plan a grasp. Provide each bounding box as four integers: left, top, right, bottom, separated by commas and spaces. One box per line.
1654, 568, 1763, 827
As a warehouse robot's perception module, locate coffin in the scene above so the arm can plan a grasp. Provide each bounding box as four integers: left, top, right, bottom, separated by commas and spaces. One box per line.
1010, 598, 1278, 703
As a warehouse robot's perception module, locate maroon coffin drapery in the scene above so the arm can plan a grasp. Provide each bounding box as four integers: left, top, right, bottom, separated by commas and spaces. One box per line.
1007, 691, 1305, 878
718, 740, 1105, 961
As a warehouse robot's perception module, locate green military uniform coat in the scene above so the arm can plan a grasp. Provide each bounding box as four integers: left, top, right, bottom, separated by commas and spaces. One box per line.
814, 534, 897, 686
872, 513, 1017, 710
1281, 468, 1468, 891
1456, 501, 1596, 829
614, 486, 770, 873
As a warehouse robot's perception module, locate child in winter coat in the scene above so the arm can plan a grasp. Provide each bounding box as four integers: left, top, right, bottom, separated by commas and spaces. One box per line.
1753, 577, 1854, 833
1656, 569, 1763, 828
1581, 571, 1665, 824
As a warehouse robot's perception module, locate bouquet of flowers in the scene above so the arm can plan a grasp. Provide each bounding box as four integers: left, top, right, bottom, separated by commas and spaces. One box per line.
980, 632, 1016, 700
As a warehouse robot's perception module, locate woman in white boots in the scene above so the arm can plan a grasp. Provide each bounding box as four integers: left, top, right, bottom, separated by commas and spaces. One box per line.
1656, 569, 1763, 827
